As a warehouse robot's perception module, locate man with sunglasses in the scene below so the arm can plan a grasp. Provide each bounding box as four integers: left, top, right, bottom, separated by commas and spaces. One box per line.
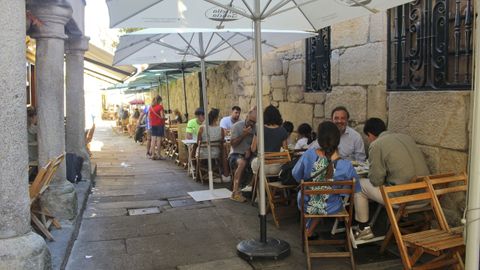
228, 107, 257, 202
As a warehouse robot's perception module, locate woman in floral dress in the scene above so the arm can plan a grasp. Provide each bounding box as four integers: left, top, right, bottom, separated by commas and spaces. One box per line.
292, 121, 358, 238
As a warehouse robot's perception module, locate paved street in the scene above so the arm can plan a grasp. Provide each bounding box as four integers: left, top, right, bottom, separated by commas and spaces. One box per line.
65, 122, 402, 270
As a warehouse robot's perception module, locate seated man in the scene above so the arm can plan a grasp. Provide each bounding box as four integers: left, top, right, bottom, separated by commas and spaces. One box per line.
220, 105, 241, 133
186, 108, 205, 140
228, 107, 257, 202
309, 106, 366, 162
353, 117, 430, 240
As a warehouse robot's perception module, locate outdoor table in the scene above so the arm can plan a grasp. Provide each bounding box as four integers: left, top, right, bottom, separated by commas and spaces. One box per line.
181, 139, 197, 179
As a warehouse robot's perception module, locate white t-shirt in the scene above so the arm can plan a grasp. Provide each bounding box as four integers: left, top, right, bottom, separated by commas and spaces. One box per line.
220, 116, 237, 130
295, 137, 309, 149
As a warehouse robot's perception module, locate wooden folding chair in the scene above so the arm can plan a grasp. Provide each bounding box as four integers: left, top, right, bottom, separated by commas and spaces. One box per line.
379, 172, 462, 253
31, 154, 65, 240
380, 181, 464, 270
85, 123, 95, 156
29, 161, 54, 240
300, 179, 356, 270
195, 140, 223, 184
252, 152, 296, 228
425, 172, 467, 269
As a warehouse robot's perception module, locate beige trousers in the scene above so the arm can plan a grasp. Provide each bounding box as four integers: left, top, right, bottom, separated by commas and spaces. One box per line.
354, 178, 385, 223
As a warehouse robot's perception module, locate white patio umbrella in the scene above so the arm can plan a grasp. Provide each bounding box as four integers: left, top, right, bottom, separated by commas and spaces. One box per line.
114, 28, 315, 201
107, 0, 417, 261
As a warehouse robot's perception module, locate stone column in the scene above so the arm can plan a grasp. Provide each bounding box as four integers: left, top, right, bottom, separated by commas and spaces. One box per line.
0, 1, 51, 269
66, 36, 91, 181
30, 2, 78, 220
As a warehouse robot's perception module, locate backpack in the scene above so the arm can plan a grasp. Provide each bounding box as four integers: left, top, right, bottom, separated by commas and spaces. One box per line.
278, 156, 300, 185
134, 126, 145, 143
66, 153, 83, 183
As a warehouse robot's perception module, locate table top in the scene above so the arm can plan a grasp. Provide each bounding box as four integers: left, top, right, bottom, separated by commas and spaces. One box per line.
352, 161, 369, 176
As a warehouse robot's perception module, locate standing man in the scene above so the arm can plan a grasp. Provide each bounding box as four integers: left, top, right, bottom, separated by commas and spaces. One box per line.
220, 106, 241, 133
309, 106, 366, 162
186, 108, 205, 140
229, 107, 257, 202
353, 117, 430, 240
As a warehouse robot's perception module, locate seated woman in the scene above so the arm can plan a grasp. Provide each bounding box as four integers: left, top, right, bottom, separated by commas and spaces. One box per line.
171, 109, 183, 124
250, 105, 289, 176
196, 108, 230, 181
292, 121, 358, 239
196, 108, 223, 159
295, 123, 315, 150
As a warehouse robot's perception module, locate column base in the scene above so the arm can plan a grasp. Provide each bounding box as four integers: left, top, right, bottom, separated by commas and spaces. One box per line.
0, 232, 51, 270
40, 180, 78, 220
81, 158, 92, 181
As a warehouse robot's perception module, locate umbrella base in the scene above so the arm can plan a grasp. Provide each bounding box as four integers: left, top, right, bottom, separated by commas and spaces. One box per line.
237, 238, 290, 261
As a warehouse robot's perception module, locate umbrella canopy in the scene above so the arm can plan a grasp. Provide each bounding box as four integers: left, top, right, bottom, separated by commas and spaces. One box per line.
128, 99, 145, 105
114, 28, 315, 65
107, 0, 413, 31
114, 27, 315, 195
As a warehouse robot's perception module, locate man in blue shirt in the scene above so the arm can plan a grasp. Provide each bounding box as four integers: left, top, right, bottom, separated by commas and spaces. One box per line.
308, 106, 366, 162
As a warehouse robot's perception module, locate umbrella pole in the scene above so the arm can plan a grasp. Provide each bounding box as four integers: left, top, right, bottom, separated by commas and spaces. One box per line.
465, 2, 480, 268
237, 2, 289, 261
165, 72, 171, 114
182, 67, 188, 121
199, 34, 214, 192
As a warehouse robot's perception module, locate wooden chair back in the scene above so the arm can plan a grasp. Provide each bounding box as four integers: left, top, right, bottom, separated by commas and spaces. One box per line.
85, 123, 95, 144
381, 181, 464, 269
29, 161, 52, 202
40, 154, 65, 194
426, 172, 467, 230
264, 151, 291, 166
300, 179, 356, 270
195, 140, 223, 183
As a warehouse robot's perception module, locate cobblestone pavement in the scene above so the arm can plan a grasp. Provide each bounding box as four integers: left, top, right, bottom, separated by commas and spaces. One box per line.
65, 122, 402, 270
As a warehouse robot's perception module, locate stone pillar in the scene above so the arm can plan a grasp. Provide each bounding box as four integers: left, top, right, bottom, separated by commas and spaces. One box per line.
30, 2, 78, 220
0, 1, 51, 269
66, 36, 91, 181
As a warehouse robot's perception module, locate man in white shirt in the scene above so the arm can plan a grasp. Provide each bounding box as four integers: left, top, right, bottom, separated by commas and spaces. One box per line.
219, 106, 241, 132
308, 106, 366, 162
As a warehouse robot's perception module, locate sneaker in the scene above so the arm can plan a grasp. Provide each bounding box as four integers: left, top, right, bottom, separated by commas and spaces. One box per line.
230, 193, 247, 203
221, 175, 231, 182
353, 226, 374, 241
241, 185, 253, 192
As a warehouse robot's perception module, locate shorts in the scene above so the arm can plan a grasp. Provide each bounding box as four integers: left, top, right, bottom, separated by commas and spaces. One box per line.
228, 153, 248, 170
151, 125, 165, 137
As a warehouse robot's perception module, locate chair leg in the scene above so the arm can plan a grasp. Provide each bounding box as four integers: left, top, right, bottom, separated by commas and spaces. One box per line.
380, 226, 394, 254
345, 217, 356, 270
265, 178, 280, 228
251, 174, 258, 205
31, 213, 54, 241
304, 227, 312, 270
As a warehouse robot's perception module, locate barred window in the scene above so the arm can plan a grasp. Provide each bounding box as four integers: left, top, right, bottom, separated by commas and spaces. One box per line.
305, 27, 331, 92
387, 0, 473, 91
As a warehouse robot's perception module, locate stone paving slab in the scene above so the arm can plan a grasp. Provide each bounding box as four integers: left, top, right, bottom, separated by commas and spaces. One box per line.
177, 257, 252, 270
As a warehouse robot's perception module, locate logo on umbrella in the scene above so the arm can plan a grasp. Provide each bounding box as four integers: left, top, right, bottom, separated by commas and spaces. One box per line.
335, 0, 372, 7
205, 6, 244, 22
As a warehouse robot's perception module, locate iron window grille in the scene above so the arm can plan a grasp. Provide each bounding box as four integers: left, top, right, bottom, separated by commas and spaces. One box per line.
387, 0, 473, 91
305, 27, 332, 92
